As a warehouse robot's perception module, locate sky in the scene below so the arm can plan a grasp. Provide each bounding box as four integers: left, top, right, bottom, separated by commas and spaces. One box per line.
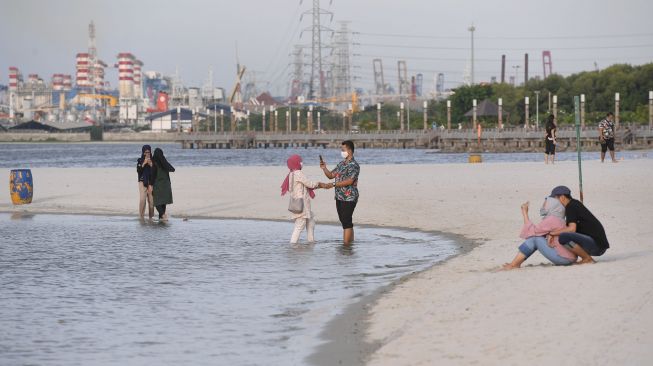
2, 0, 652, 96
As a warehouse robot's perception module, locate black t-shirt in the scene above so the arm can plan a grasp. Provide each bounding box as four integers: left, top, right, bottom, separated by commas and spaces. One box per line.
565, 199, 610, 250
546, 124, 556, 139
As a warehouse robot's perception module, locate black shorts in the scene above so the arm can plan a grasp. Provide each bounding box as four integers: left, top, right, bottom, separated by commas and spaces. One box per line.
545, 139, 556, 155
336, 200, 357, 229
601, 138, 614, 152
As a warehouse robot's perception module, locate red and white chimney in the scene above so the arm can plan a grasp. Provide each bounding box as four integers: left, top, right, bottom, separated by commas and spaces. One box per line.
76, 52, 91, 89
8, 67, 21, 92
117, 52, 134, 99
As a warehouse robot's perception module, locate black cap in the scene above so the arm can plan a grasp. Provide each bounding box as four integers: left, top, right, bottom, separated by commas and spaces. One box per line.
550, 185, 571, 197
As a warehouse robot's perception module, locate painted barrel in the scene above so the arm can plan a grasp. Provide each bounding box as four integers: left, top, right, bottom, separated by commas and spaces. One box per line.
9, 169, 33, 205
468, 154, 483, 163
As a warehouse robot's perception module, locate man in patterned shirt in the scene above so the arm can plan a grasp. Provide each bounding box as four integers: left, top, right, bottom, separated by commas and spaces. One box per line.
598, 112, 618, 163
320, 140, 360, 246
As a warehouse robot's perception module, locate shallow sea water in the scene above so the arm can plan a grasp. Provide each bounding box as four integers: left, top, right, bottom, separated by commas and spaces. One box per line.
0, 143, 650, 168
0, 213, 458, 365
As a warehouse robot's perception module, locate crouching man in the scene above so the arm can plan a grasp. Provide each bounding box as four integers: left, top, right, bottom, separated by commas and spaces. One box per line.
548, 186, 610, 264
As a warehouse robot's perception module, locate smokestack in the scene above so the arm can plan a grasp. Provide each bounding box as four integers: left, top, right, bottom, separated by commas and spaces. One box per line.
501, 55, 506, 83
524, 53, 529, 84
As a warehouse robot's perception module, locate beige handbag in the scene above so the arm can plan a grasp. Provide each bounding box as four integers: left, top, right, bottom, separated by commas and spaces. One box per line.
288, 172, 304, 214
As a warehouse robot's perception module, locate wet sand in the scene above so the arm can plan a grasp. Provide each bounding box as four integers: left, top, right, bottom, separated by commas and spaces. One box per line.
2, 160, 652, 365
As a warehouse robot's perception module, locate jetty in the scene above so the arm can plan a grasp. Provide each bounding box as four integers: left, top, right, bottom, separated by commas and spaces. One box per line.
176, 126, 653, 152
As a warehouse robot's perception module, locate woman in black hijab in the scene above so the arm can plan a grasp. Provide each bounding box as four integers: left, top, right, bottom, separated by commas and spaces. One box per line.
152, 148, 175, 221
136, 145, 154, 219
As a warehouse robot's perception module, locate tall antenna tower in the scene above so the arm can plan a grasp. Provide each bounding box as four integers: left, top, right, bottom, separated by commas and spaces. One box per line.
88, 20, 97, 90
202, 66, 214, 100
397, 60, 409, 96
300, 0, 333, 101
373, 59, 385, 96
331, 21, 352, 100
290, 45, 305, 100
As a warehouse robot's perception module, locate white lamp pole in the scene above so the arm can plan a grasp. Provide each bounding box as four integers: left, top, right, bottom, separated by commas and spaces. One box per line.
498, 98, 503, 129
377, 103, 381, 131
423, 100, 428, 130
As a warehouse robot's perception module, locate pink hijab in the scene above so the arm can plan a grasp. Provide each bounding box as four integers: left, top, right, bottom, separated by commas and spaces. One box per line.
281, 154, 315, 199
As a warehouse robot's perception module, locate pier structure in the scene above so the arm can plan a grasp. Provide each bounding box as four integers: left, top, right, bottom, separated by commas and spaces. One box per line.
176, 126, 653, 152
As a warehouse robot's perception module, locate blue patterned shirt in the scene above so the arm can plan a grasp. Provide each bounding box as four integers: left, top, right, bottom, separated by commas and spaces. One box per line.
332, 158, 360, 202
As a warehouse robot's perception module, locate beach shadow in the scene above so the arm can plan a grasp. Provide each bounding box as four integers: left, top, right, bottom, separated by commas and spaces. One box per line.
595, 250, 653, 263
10, 211, 36, 220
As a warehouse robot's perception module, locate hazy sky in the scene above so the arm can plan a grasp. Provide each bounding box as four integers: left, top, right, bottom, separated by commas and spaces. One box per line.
2, 0, 652, 96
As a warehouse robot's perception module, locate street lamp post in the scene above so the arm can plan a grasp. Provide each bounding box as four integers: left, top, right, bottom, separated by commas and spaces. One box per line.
286, 110, 290, 132
649, 91, 653, 129
377, 103, 381, 131
177, 106, 181, 133
615, 92, 620, 130
423, 100, 428, 130
472, 99, 477, 130
317, 111, 321, 132
498, 98, 503, 129
213, 105, 217, 133
524, 96, 530, 129
446, 100, 451, 130
246, 110, 250, 131
534, 90, 540, 129
274, 110, 278, 132
580, 94, 586, 129
220, 108, 225, 133
400, 102, 405, 131
308, 105, 313, 133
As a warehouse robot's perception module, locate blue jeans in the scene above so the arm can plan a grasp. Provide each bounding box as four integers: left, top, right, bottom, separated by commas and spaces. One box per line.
518, 236, 574, 265
559, 232, 606, 256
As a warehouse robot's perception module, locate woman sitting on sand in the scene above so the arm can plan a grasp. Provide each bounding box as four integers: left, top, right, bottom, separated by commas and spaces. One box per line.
281, 154, 330, 244
502, 197, 577, 269
152, 148, 175, 221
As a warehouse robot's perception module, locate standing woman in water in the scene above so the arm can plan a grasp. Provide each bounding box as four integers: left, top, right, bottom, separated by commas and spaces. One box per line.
136, 145, 154, 219
152, 148, 175, 221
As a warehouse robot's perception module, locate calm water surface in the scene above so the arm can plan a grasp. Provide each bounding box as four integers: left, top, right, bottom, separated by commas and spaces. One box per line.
0, 143, 650, 168
0, 213, 458, 365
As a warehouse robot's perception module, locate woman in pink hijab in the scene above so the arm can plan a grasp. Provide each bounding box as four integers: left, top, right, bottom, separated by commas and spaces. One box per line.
281, 154, 330, 244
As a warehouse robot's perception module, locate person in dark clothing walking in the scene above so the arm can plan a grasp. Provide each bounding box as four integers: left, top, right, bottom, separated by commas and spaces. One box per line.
599, 112, 618, 163
151, 148, 175, 221
136, 145, 154, 219
548, 186, 610, 264
544, 114, 557, 164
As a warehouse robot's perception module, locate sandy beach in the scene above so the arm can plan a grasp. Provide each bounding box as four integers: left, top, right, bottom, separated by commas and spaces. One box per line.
2, 159, 652, 365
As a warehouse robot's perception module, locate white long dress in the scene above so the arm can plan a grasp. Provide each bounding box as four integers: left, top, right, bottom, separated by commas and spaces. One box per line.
289, 170, 319, 243
289, 170, 319, 220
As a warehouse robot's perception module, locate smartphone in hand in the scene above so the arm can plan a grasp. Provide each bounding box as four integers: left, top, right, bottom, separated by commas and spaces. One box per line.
319, 155, 324, 163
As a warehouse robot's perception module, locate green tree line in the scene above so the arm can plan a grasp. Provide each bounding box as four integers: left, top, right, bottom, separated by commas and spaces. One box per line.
195, 63, 653, 132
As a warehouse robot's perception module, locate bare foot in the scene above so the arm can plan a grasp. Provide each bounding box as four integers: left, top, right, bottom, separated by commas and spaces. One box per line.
501, 263, 520, 270
612, 160, 619, 163
577, 257, 596, 265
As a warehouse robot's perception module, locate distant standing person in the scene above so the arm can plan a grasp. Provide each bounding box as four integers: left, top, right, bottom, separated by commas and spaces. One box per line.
599, 112, 618, 163
152, 148, 176, 221
137, 145, 154, 219
548, 186, 610, 264
320, 140, 360, 246
544, 114, 557, 164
